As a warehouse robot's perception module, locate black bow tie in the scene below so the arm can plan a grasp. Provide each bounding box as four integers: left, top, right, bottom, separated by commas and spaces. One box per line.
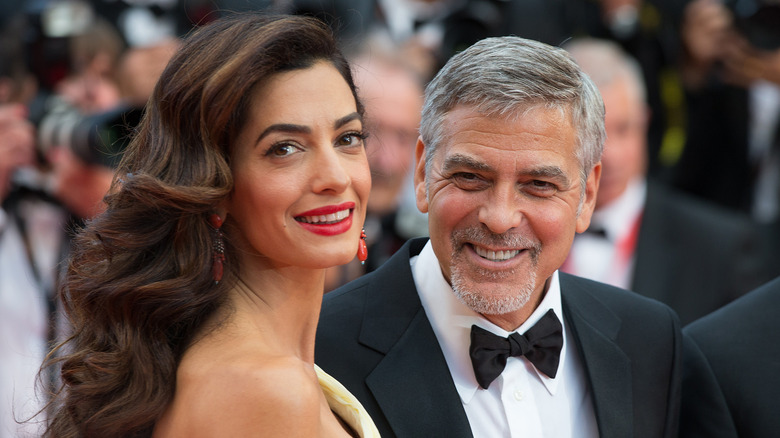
585, 225, 608, 239
469, 309, 563, 389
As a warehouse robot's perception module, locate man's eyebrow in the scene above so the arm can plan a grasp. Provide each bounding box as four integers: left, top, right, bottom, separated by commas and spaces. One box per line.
443, 155, 572, 185
526, 165, 571, 185
441, 153, 493, 173
256, 112, 362, 144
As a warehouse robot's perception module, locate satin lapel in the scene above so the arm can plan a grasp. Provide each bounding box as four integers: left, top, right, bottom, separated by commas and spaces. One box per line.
560, 274, 633, 438
366, 309, 473, 438
359, 238, 473, 438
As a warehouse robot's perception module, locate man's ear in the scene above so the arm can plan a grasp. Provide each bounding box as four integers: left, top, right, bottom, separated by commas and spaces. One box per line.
414, 136, 429, 214
575, 161, 601, 233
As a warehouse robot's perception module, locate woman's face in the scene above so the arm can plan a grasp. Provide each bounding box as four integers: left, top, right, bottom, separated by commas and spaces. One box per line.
225, 61, 370, 272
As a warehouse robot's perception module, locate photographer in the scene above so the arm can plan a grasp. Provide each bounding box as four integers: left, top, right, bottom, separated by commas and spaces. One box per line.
0, 5, 178, 432
32, 4, 128, 218
672, 0, 780, 227
0, 13, 67, 436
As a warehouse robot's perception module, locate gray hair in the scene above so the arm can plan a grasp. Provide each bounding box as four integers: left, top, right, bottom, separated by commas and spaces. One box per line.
420, 36, 606, 187
562, 37, 646, 106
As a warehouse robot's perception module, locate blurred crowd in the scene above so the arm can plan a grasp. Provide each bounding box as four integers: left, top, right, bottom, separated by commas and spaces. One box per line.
1, 0, 779, 436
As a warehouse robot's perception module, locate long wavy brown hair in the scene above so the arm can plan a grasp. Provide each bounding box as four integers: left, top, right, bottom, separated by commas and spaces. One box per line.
40, 13, 362, 437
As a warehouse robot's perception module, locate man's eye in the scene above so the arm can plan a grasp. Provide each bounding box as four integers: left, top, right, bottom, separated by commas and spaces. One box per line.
454, 172, 478, 180
525, 180, 558, 196
452, 172, 489, 190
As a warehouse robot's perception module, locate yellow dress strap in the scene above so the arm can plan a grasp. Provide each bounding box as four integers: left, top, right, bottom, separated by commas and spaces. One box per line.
314, 364, 381, 438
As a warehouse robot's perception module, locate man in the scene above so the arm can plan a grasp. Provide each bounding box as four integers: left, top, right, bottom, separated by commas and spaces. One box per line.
354, 47, 428, 266
680, 274, 780, 437
324, 43, 428, 291
316, 36, 682, 437
0, 18, 67, 436
561, 38, 772, 325
0, 102, 61, 438
672, 0, 780, 222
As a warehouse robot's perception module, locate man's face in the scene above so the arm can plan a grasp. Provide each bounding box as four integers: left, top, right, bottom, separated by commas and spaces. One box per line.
356, 63, 423, 215
415, 105, 600, 328
597, 75, 647, 208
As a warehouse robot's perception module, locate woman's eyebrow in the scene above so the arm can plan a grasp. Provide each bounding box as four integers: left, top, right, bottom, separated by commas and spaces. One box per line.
257, 123, 310, 143
256, 112, 362, 145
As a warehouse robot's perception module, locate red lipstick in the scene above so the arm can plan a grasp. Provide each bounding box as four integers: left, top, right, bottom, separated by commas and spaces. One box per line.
295, 202, 355, 236
297, 202, 355, 217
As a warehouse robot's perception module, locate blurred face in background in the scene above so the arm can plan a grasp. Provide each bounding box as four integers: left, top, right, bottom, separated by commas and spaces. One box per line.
353, 58, 423, 215
596, 73, 648, 208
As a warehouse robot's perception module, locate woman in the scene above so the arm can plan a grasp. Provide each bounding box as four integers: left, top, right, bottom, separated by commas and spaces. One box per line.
42, 14, 379, 437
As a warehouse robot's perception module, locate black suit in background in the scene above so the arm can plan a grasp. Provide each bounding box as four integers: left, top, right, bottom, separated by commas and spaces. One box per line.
670, 85, 754, 214
316, 238, 683, 438
631, 180, 774, 325
680, 275, 780, 438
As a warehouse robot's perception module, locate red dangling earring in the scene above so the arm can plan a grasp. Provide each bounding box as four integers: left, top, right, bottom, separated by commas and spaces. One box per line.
209, 213, 225, 284
357, 228, 368, 265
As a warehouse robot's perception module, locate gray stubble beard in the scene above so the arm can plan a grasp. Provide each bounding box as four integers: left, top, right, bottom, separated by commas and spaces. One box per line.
449, 227, 540, 315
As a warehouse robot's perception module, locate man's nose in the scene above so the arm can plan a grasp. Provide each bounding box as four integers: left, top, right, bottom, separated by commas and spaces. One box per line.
478, 185, 523, 234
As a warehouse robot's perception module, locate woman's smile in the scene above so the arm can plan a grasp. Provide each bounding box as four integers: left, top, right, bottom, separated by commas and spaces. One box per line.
295, 202, 355, 236
296, 202, 354, 224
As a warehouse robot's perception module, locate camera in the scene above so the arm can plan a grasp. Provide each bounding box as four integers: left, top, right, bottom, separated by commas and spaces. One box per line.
38, 98, 143, 168
729, 0, 780, 50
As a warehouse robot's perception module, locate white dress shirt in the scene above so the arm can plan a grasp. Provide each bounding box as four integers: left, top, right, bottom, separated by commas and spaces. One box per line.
566, 178, 646, 290
411, 241, 598, 438
749, 80, 780, 223
0, 208, 48, 437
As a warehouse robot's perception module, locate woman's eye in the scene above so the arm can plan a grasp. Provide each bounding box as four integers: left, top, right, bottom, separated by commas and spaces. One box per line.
266, 143, 297, 157
337, 131, 366, 146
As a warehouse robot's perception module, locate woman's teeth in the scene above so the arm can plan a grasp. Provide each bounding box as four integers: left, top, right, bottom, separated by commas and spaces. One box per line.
474, 245, 520, 261
297, 209, 350, 224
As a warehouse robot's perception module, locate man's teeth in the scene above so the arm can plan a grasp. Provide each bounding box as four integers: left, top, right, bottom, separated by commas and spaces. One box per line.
297, 209, 350, 224
474, 245, 520, 261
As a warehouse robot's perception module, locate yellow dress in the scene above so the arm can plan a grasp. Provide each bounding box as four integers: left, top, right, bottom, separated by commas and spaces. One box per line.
315, 365, 381, 438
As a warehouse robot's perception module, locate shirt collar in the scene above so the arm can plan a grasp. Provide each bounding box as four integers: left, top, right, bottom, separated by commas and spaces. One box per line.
591, 177, 646, 240
412, 240, 568, 404
0, 207, 8, 235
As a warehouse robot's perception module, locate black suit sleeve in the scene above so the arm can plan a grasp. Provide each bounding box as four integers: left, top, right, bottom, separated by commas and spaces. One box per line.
679, 333, 738, 438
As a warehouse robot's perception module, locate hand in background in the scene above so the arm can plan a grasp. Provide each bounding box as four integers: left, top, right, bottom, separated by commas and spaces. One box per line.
0, 103, 35, 200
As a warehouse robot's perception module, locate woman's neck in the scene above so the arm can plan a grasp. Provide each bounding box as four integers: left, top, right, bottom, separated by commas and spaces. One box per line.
226, 265, 327, 362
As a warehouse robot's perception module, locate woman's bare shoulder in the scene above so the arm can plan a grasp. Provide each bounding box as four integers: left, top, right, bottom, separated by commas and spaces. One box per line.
155, 355, 323, 437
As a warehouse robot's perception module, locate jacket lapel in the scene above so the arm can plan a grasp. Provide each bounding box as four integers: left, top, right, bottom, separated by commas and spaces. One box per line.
359, 238, 473, 438
560, 274, 633, 438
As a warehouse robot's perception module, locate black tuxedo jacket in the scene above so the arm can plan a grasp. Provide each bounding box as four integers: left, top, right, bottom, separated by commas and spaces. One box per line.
316, 238, 683, 438
680, 275, 780, 438
631, 181, 773, 325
